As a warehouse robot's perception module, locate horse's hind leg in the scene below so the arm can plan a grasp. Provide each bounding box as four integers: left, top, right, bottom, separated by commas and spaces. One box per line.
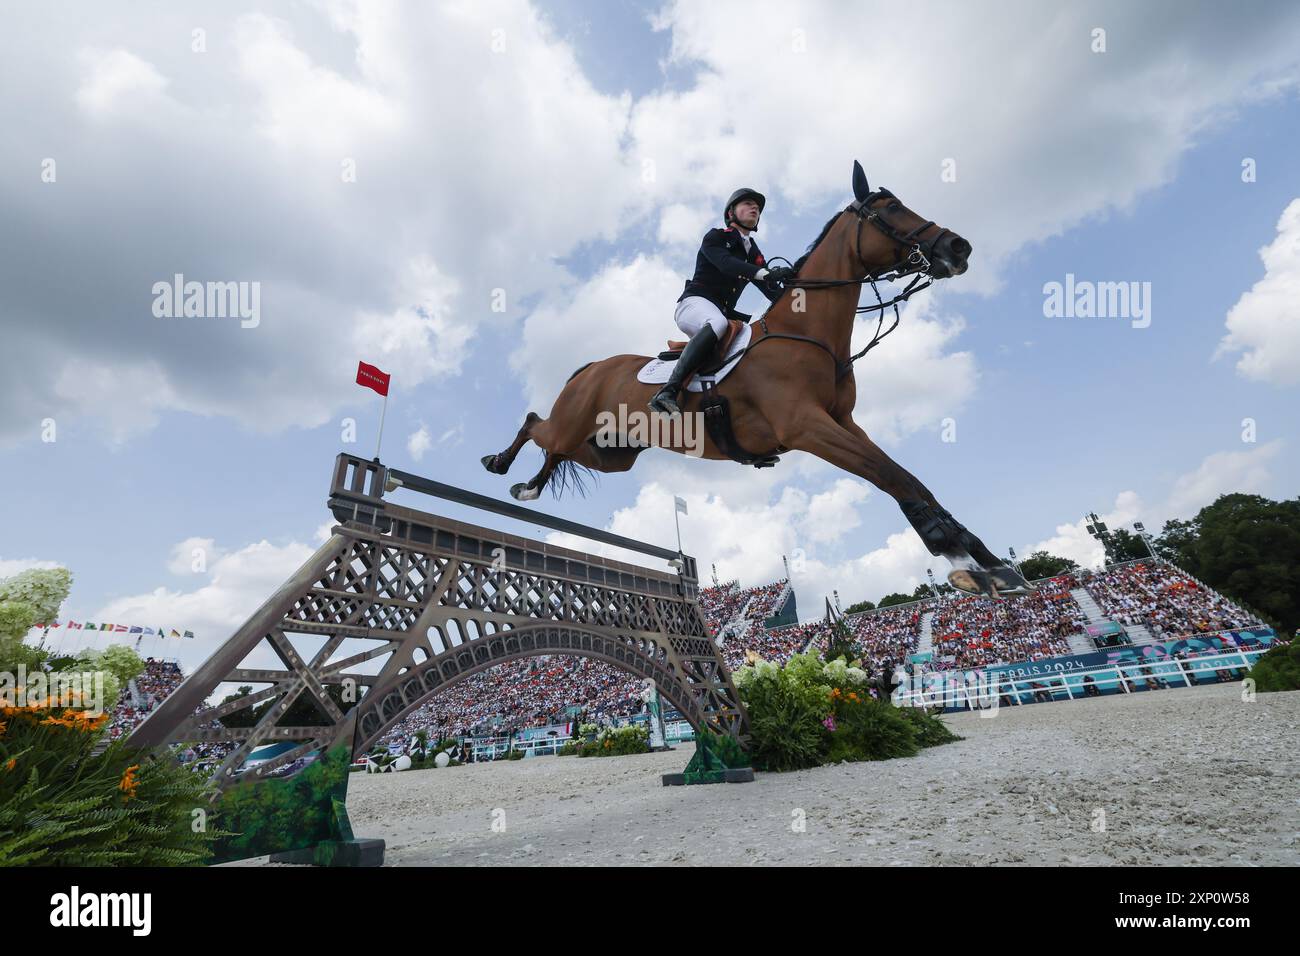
510, 451, 562, 501
482, 412, 541, 475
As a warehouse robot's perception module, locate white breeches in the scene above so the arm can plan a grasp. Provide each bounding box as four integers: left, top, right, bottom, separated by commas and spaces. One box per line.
674, 296, 729, 338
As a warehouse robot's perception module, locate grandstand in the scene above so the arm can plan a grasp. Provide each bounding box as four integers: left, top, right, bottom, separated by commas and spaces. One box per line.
97, 559, 1278, 753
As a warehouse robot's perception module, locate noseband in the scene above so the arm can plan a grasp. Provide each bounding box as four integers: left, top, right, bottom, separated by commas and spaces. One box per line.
849, 189, 954, 281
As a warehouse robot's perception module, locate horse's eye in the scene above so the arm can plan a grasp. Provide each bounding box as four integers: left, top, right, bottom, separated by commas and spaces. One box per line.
888, 202, 901, 212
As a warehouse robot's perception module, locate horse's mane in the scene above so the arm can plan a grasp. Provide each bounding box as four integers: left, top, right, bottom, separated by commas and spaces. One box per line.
792, 209, 846, 274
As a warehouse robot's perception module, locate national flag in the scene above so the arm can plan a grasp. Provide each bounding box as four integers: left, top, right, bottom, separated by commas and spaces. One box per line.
674, 496, 688, 515
356, 361, 391, 396
183, 630, 195, 639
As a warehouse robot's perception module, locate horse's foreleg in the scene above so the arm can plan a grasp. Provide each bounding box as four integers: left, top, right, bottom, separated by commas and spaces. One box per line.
795, 412, 1030, 596
483, 412, 541, 475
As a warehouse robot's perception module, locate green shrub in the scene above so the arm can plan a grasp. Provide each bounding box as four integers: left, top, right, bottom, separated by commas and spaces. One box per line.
826, 692, 920, 763
1247, 642, 1300, 692
0, 706, 218, 866
898, 704, 963, 747
577, 723, 650, 757
732, 651, 960, 772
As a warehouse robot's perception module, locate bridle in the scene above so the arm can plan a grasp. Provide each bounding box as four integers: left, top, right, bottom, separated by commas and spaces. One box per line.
739, 190, 958, 380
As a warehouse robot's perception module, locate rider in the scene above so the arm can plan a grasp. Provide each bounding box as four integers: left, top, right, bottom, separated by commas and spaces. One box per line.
647, 187, 796, 417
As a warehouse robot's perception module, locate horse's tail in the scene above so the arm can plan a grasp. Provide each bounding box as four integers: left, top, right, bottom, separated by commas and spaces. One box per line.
549, 456, 597, 499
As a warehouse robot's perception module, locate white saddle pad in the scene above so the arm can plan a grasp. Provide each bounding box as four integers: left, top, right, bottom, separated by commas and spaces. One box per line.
635, 323, 752, 391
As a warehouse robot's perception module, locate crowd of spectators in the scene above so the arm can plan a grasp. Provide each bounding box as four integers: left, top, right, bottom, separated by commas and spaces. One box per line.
733, 578, 791, 630
104, 658, 184, 739
1077, 561, 1262, 640
927, 574, 1086, 670
699, 580, 746, 634
97, 561, 1276, 759
380, 655, 645, 745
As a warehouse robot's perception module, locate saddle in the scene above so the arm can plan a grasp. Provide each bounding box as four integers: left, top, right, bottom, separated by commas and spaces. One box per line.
652, 314, 780, 469
658, 317, 747, 367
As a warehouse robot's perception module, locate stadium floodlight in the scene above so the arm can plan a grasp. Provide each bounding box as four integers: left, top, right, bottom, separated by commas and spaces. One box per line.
1134, 521, 1145, 532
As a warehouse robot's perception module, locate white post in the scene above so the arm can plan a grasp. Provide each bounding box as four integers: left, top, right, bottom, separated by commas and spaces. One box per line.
374, 392, 389, 461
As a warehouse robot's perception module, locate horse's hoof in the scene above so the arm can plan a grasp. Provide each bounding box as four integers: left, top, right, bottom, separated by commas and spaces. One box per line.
481, 454, 507, 475
510, 482, 540, 501
988, 565, 1036, 596
948, 568, 995, 598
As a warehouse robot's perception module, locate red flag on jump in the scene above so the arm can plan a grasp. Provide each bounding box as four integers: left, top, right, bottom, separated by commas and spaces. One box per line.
356, 361, 391, 396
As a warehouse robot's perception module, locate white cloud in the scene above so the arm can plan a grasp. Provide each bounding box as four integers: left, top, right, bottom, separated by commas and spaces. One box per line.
543, 470, 932, 618
0, 557, 63, 579
7, 1, 1297, 451
510, 256, 680, 413
1, 1, 644, 447
75, 48, 169, 116
1216, 198, 1300, 385
88, 537, 318, 674
407, 425, 432, 460
1023, 490, 1144, 569
844, 289, 977, 442
1020, 440, 1283, 567
632, 1, 1300, 298
803, 479, 871, 544
165, 537, 222, 576
1163, 441, 1282, 518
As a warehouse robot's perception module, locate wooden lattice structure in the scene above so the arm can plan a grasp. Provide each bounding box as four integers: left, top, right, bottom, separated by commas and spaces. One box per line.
128, 453, 748, 787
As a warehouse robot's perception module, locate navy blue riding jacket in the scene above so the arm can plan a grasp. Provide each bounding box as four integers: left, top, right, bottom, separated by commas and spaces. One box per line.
679, 226, 784, 316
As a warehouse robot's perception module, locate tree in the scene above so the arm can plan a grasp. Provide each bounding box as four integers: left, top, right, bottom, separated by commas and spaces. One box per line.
1018, 551, 1078, 581
1156, 494, 1300, 635
843, 600, 875, 615
876, 592, 915, 608
1101, 529, 1151, 564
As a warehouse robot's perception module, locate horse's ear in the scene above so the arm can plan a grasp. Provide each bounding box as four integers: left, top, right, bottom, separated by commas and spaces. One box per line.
852, 160, 870, 202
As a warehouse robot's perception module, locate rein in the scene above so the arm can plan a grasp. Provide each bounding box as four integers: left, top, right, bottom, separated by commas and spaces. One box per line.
726, 192, 944, 381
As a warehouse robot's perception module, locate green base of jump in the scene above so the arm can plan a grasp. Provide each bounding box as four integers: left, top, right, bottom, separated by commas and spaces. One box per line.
662, 731, 753, 785
269, 838, 386, 867
662, 767, 754, 785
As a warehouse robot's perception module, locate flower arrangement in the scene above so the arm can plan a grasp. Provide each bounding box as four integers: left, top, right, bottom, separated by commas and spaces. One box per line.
730, 651, 960, 772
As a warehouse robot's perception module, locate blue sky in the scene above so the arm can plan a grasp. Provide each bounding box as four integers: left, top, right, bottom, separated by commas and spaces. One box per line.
2, 1, 1298, 669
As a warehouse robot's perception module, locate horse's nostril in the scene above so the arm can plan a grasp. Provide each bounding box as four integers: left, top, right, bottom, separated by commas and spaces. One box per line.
950, 237, 971, 258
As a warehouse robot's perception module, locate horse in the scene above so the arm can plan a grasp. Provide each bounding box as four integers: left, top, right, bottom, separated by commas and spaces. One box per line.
482, 161, 1034, 599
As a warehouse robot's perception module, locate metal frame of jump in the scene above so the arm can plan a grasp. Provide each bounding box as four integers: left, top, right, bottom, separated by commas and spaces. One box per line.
127, 452, 750, 793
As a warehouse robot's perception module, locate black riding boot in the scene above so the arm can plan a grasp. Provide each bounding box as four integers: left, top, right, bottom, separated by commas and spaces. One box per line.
648, 324, 718, 417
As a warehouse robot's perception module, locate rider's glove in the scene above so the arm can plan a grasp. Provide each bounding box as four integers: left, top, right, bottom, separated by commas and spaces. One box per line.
763, 265, 796, 284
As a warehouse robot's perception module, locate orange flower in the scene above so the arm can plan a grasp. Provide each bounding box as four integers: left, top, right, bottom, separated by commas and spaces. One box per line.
119, 765, 140, 801
3, 758, 15, 772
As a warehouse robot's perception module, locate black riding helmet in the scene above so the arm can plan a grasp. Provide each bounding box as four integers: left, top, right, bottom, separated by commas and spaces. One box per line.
724, 187, 766, 228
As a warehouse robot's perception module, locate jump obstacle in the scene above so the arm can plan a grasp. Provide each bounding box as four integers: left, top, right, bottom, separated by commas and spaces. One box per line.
127, 453, 751, 865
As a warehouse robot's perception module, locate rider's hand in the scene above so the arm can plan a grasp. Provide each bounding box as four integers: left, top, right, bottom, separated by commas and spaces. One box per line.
764, 265, 796, 284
